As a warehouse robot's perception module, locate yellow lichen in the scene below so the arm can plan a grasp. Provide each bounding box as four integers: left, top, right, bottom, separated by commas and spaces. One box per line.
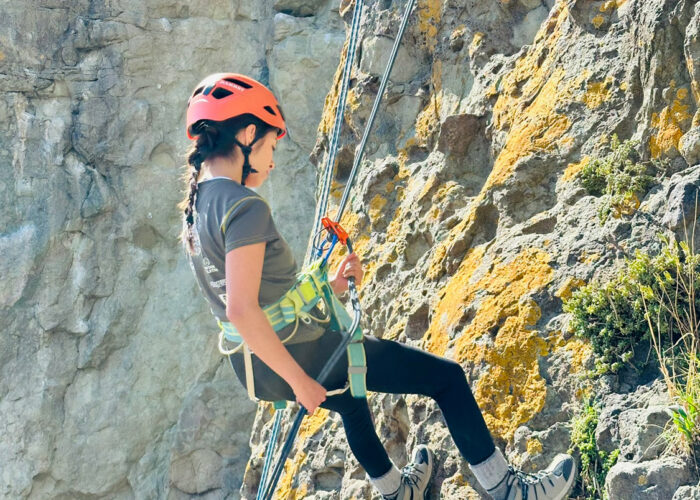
583, 77, 615, 109
469, 32, 484, 58
620, 81, 628, 92
526, 438, 544, 455
410, 63, 444, 149
346, 87, 361, 112
600, 0, 627, 12
318, 43, 350, 137
417, 174, 439, 202
423, 246, 487, 355
489, 68, 573, 188
554, 277, 586, 301
488, 3, 584, 191
592, 15, 605, 29
417, 0, 442, 52
426, 3, 579, 282
424, 247, 554, 440
369, 194, 388, 223
273, 451, 308, 500
579, 252, 600, 265
565, 339, 594, 374
458, 249, 553, 440
649, 83, 692, 158
385, 318, 407, 340
560, 156, 590, 183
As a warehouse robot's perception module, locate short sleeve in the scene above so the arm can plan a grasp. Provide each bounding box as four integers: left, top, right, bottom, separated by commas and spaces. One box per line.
222, 197, 278, 252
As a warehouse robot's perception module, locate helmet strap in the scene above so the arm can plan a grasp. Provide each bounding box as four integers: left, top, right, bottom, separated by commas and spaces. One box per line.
233, 137, 260, 186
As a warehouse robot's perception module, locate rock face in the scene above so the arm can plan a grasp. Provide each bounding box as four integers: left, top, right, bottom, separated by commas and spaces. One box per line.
2, 0, 700, 499
0, 1, 344, 498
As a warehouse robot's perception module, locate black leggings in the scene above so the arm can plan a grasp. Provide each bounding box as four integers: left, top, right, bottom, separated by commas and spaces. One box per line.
229, 329, 495, 478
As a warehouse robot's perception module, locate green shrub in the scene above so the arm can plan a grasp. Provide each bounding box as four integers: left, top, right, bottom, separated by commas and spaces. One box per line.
566, 229, 700, 451
563, 234, 699, 375
579, 134, 662, 223
568, 399, 620, 500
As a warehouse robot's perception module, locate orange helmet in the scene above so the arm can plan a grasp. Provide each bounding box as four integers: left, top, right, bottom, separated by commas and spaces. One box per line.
186, 73, 287, 140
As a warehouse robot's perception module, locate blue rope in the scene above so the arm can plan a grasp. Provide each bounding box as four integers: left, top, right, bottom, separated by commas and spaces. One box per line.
255, 409, 283, 500
305, 0, 364, 267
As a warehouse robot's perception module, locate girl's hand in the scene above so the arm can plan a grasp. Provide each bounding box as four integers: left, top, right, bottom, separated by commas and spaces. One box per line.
330, 252, 364, 294
291, 374, 327, 414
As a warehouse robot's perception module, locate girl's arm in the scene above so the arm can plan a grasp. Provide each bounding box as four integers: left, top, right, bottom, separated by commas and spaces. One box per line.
225, 242, 326, 412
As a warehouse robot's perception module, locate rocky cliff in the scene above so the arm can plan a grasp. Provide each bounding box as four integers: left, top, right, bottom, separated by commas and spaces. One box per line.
1, 0, 699, 499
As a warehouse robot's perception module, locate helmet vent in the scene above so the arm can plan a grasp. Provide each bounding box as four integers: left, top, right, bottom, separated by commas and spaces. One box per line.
212, 87, 233, 99
192, 86, 204, 97
224, 78, 253, 89
264, 105, 277, 116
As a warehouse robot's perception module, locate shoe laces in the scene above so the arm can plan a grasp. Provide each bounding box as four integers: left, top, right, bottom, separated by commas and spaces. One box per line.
400, 462, 423, 488
505, 465, 549, 499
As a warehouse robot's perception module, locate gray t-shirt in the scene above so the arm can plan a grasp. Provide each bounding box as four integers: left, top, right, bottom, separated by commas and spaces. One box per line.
186, 177, 325, 344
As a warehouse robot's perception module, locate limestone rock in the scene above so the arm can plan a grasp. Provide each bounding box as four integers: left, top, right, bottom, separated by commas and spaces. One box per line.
679, 127, 700, 166
661, 165, 700, 233
605, 457, 692, 500
673, 485, 700, 499
359, 35, 423, 84
274, 0, 328, 17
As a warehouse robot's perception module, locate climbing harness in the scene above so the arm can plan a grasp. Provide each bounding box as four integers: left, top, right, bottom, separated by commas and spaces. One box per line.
217, 255, 367, 401
218, 0, 418, 497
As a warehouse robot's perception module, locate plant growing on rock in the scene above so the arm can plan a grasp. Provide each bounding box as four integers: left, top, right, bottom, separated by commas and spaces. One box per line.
566, 207, 700, 454
639, 226, 700, 457
568, 399, 620, 500
564, 232, 700, 376
579, 134, 662, 223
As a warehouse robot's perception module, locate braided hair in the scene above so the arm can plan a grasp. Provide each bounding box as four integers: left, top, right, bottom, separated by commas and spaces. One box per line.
178, 114, 276, 254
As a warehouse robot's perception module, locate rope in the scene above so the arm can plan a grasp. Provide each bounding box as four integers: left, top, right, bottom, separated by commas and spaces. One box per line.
304, 0, 364, 268
336, 0, 417, 223
256, 410, 283, 500
258, 1, 416, 497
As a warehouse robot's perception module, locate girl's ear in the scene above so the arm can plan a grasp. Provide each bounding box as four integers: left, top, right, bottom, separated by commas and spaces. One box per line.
246, 124, 257, 144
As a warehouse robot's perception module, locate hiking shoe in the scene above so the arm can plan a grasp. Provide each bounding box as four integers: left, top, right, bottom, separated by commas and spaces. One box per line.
383, 445, 435, 500
488, 453, 575, 500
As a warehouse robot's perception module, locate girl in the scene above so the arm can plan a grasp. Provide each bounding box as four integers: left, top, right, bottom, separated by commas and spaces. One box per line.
180, 73, 576, 500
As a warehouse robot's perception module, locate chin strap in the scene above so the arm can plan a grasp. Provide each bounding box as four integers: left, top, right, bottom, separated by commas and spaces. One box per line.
233, 136, 260, 186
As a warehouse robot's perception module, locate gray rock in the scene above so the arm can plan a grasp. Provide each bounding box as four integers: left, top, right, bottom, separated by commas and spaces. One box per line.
437, 114, 484, 156
274, 0, 328, 17
616, 406, 671, 461
0, 225, 37, 308
606, 457, 692, 500
519, 0, 543, 9
673, 485, 700, 499
661, 165, 700, 233
359, 35, 423, 84
679, 127, 700, 167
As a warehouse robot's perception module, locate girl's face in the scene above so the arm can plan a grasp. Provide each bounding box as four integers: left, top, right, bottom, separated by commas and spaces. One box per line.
242, 128, 278, 188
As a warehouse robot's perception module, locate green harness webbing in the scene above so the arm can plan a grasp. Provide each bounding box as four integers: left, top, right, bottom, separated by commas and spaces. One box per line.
218, 258, 367, 401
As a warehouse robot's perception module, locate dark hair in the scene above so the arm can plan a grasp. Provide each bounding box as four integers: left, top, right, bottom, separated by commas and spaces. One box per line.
178, 114, 277, 254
